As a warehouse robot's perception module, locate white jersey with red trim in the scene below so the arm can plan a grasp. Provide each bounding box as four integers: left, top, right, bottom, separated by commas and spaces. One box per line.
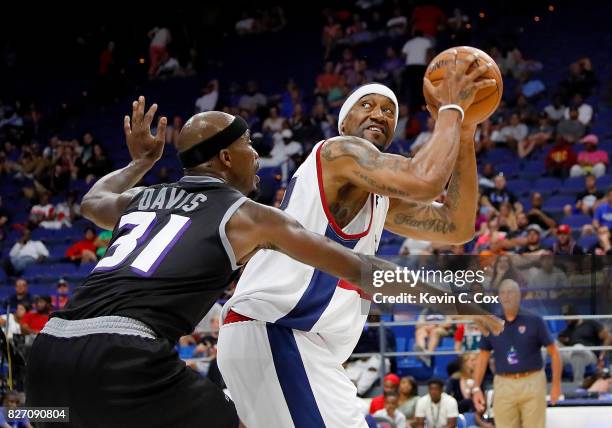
222, 140, 389, 362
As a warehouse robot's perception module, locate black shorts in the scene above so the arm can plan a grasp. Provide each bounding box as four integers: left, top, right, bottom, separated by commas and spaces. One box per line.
26, 333, 239, 428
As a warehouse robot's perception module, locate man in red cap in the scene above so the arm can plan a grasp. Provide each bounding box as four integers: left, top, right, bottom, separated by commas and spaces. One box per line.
570, 134, 609, 178
369, 373, 400, 413
553, 224, 584, 255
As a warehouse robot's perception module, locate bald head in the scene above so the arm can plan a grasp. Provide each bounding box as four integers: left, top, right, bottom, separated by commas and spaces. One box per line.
177, 111, 235, 153
176, 111, 259, 196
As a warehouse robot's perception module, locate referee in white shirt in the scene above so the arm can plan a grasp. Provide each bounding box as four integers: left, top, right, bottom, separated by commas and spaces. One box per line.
415, 379, 459, 428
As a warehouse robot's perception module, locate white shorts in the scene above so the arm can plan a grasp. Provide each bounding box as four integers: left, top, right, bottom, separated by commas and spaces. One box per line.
217, 319, 375, 428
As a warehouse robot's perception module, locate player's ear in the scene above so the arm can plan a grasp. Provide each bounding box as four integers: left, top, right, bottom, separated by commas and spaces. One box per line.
219, 149, 232, 168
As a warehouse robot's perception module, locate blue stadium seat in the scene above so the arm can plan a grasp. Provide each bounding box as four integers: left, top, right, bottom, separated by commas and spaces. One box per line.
542, 195, 575, 214
521, 161, 544, 179
577, 235, 599, 251
534, 178, 563, 196
560, 177, 586, 195
541, 236, 556, 249
596, 175, 612, 188
505, 179, 531, 196
560, 214, 593, 230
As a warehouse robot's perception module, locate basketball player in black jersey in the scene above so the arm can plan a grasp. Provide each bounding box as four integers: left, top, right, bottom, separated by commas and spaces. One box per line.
23, 97, 417, 428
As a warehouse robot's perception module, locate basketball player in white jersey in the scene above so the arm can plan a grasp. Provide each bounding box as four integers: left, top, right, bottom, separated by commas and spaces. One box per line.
218, 51, 498, 428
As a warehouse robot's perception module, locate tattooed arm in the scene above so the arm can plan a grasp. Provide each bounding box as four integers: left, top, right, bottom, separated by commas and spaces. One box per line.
384, 125, 479, 244
320, 108, 463, 203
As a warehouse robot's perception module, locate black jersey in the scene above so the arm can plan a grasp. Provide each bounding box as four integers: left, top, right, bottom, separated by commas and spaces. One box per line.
57, 176, 247, 342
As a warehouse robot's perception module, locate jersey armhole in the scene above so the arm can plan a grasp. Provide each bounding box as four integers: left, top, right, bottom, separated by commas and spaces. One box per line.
218, 196, 249, 270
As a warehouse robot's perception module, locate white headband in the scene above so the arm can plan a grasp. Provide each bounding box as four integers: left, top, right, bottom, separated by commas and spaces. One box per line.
337, 83, 399, 135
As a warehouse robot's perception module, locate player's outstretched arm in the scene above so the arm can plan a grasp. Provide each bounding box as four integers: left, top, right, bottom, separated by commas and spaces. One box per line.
226, 200, 504, 335
81, 96, 167, 230
384, 124, 479, 244
320, 51, 495, 204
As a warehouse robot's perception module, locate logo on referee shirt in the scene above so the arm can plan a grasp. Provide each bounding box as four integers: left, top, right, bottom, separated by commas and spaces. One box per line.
518, 325, 526, 334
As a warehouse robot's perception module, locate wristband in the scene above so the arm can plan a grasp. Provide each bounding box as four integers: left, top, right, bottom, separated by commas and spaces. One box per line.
472, 386, 481, 393
439, 104, 465, 122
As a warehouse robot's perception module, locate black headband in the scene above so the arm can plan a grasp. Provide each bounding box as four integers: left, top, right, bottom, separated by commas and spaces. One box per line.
179, 116, 248, 168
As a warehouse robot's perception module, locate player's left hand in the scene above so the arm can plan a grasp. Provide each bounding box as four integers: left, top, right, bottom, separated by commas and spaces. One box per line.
124, 95, 167, 165
550, 382, 562, 405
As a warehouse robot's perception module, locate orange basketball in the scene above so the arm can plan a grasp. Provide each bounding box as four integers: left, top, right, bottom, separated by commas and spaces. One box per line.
423, 46, 503, 125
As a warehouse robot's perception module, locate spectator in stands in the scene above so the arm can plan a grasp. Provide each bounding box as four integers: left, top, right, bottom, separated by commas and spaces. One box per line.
79, 132, 96, 165
147, 26, 171, 77
517, 224, 546, 255
545, 136, 577, 178
526, 254, 570, 299
398, 376, 419, 425
378, 47, 404, 92
564, 93, 594, 126
544, 95, 566, 123
94, 229, 112, 258
29, 192, 57, 229
373, 392, 406, 427
415, 378, 458, 428
0, 303, 23, 340
493, 113, 528, 150
518, 112, 554, 159
526, 192, 557, 231
55, 190, 81, 228
52, 278, 70, 310
65, 227, 98, 264
447, 8, 469, 45
483, 174, 517, 210
6, 228, 48, 275
553, 224, 583, 255
262, 106, 287, 134
573, 174, 604, 216
156, 51, 181, 78
514, 94, 537, 122
79, 144, 112, 182
164, 116, 183, 148
393, 104, 420, 144
454, 322, 484, 352
558, 305, 609, 385
411, 3, 446, 38
239, 81, 267, 114
488, 254, 524, 290
474, 215, 507, 254
20, 295, 51, 334
498, 201, 518, 233
349, 312, 396, 398
321, 16, 343, 59
316, 61, 342, 95
401, 30, 432, 108
583, 368, 612, 393
0, 195, 11, 231
0, 390, 32, 428
410, 116, 434, 155
594, 226, 612, 255
415, 308, 451, 367
446, 354, 494, 427
386, 7, 408, 37
478, 163, 496, 189
593, 187, 612, 229
369, 373, 400, 414
561, 57, 598, 98
472, 279, 561, 427
556, 107, 586, 142
570, 134, 609, 178
8, 278, 32, 311
195, 80, 219, 113
507, 211, 530, 240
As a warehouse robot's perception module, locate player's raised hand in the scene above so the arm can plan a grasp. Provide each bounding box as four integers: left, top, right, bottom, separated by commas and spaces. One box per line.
423, 50, 497, 113
124, 95, 167, 165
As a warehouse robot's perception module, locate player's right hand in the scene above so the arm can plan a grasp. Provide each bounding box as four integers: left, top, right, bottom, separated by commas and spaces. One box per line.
124, 95, 167, 165
423, 50, 497, 113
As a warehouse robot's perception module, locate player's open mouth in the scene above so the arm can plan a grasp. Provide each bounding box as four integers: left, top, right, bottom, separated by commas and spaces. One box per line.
366, 125, 385, 135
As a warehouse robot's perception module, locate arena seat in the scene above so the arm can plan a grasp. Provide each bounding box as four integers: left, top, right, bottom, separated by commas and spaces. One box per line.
560, 214, 593, 230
